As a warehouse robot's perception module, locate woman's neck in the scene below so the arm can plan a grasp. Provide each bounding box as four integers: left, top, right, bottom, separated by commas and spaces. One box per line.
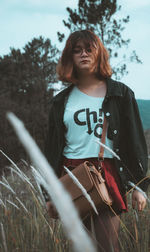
76, 74, 106, 97
76, 73, 103, 87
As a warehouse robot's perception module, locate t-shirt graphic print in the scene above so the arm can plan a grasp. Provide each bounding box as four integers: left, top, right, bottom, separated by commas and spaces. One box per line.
63, 86, 113, 159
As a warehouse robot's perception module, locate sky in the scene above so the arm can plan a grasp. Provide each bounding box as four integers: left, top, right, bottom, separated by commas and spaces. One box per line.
1, 0, 150, 99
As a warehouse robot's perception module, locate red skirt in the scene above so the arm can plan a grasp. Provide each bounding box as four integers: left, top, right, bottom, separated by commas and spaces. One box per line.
62, 157, 128, 214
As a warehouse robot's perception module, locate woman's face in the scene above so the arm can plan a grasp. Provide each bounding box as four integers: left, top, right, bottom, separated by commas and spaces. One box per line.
72, 41, 97, 74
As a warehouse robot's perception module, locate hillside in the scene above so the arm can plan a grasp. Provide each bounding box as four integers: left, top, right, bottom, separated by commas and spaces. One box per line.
137, 99, 150, 130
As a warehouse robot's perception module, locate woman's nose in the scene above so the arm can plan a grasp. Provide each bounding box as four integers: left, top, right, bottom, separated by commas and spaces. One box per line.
80, 48, 88, 56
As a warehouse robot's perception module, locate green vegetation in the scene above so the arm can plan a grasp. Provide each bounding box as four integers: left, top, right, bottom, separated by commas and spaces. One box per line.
137, 100, 150, 130
0, 37, 58, 170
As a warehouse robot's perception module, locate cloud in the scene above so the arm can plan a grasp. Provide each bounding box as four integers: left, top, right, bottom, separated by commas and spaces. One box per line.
2, 0, 78, 15
120, 0, 150, 9
26, 0, 77, 7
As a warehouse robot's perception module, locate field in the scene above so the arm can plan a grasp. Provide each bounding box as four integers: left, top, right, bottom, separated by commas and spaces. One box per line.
0, 160, 149, 252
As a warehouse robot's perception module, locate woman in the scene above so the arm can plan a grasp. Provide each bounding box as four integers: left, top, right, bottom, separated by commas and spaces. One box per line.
44, 30, 148, 251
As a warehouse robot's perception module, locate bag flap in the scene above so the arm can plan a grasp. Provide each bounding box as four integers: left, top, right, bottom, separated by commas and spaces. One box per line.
60, 162, 94, 201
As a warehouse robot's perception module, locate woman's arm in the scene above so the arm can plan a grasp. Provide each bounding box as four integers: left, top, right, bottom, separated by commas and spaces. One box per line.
123, 87, 148, 191
132, 190, 147, 211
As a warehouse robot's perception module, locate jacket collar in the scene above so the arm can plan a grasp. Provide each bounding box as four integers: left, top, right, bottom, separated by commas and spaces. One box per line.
53, 84, 73, 103
106, 78, 123, 97
53, 78, 123, 103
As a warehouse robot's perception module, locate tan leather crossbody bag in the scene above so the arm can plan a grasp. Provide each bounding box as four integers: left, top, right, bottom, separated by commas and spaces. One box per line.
60, 117, 113, 219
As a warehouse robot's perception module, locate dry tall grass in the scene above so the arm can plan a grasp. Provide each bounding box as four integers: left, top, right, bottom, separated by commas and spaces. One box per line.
0, 161, 70, 252
0, 160, 149, 252
6, 112, 96, 252
0, 112, 149, 252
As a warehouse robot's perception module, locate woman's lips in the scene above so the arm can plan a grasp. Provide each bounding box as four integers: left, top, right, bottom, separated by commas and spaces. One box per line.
80, 60, 90, 64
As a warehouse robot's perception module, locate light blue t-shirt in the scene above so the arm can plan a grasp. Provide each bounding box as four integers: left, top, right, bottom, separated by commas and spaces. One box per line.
63, 86, 113, 159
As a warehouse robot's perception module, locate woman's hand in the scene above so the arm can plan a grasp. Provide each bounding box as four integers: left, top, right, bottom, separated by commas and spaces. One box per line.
132, 190, 147, 211
46, 201, 58, 219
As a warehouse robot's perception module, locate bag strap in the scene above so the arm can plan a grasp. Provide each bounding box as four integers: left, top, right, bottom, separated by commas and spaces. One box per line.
98, 116, 107, 160
88, 165, 105, 183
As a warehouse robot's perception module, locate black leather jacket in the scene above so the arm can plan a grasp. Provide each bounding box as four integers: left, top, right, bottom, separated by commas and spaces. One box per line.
45, 78, 148, 192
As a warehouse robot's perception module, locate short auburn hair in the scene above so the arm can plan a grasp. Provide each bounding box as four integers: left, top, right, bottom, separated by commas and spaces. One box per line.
56, 30, 112, 83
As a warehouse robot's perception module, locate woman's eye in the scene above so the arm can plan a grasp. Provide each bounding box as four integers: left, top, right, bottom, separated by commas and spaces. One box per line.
72, 47, 92, 54
73, 48, 82, 54
86, 48, 92, 53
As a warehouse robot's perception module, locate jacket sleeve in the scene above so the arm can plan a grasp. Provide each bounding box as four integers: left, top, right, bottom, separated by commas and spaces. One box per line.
123, 88, 149, 191
44, 100, 55, 163
40, 100, 55, 202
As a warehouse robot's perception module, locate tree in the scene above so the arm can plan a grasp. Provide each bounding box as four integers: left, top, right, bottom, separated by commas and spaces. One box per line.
0, 37, 58, 170
57, 0, 142, 79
